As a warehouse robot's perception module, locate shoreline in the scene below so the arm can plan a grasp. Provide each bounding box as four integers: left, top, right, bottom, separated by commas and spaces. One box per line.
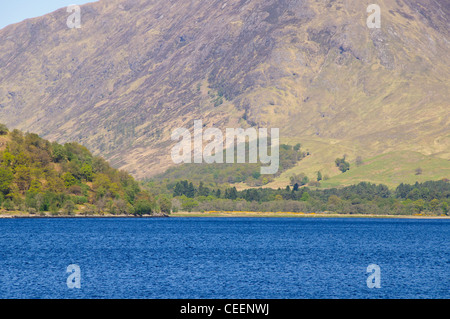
1, 211, 448, 219
0, 212, 169, 219
169, 212, 450, 219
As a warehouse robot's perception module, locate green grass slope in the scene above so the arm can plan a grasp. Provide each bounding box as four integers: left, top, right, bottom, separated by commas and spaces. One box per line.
318, 151, 450, 189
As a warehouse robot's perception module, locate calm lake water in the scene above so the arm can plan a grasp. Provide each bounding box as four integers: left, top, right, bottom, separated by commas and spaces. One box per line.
0, 217, 448, 299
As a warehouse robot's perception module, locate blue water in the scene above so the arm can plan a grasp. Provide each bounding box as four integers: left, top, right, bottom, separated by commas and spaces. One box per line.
0, 218, 448, 299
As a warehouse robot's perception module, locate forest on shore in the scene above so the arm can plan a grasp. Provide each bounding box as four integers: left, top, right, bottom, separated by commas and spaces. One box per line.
1, 124, 449, 217
151, 179, 450, 216
0, 125, 168, 216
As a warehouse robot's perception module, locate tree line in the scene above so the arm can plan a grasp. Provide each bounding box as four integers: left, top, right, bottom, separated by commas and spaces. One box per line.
166, 179, 449, 215
1, 124, 448, 217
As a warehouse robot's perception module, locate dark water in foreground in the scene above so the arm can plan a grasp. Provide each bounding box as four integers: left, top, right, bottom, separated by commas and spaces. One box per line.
0, 217, 448, 299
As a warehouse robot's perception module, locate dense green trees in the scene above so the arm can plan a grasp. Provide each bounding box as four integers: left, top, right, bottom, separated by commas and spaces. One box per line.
134, 199, 155, 216
0, 129, 164, 216
158, 195, 173, 214
165, 179, 449, 215
0, 167, 14, 194
2, 124, 447, 217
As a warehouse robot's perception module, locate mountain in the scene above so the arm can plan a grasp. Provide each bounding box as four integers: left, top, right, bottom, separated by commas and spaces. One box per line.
0, 0, 448, 182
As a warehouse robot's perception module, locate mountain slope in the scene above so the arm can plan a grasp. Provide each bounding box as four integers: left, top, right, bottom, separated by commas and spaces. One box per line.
0, 0, 448, 180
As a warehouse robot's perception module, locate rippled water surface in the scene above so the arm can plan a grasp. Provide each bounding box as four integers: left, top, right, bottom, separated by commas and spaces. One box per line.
0, 218, 448, 299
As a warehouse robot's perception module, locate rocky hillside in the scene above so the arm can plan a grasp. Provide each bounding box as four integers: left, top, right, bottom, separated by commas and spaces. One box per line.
0, 0, 448, 180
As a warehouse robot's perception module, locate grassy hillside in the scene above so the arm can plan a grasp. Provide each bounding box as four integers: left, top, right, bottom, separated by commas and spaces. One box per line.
265, 136, 450, 189
153, 133, 449, 190
318, 151, 450, 189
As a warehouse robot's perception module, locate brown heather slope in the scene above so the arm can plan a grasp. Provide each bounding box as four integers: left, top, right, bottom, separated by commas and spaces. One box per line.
0, 0, 448, 180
